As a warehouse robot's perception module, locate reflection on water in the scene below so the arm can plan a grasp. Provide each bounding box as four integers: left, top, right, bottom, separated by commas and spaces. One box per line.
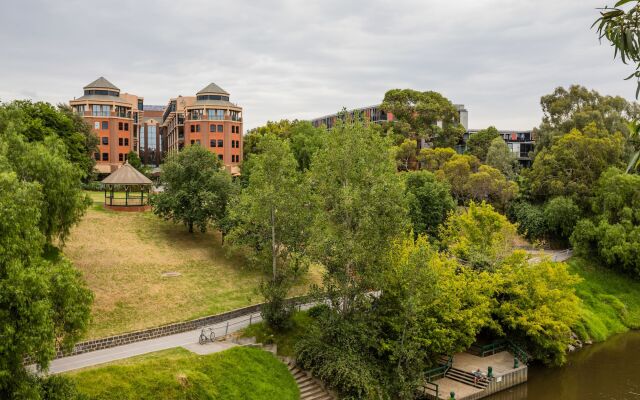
485, 331, 640, 400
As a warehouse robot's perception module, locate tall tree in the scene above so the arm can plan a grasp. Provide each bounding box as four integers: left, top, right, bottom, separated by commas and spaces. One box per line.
404, 170, 456, 238
381, 89, 466, 148
151, 145, 234, 234
394, 139, 417, 171
309, 118, 409, 315
486, 136, 519, 179
466, 126, 500, 161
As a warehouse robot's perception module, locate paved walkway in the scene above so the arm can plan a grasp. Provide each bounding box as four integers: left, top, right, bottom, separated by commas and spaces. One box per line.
36, 312, 265, 374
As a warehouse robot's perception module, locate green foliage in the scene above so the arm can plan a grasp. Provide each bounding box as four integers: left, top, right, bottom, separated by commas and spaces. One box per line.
152, 145, 234, 234
466, 126, 500, 161
440, 202, 517, 270
492, 252, 581, 366
404, 170, 455, 238
571, 168, 640, 277
241, 311, 314, 357
70, 347, 299, 400
381, 89, 466, 147
0, 100, 98, 181
0, 170, 92, 397
394, 139, 417, 171
259, 276, 294, 331
527, 124, 625, 207
534, 85, 636, 153
418, 147, 456, 171
126, 151, 151, 177
486, 136, 518, 179
308, 117, 409, 315
507, 200, 547, 240
543, 196, 581, 240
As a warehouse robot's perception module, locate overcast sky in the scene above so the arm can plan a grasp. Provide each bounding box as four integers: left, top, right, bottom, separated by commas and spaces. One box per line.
0, 0, 635, 131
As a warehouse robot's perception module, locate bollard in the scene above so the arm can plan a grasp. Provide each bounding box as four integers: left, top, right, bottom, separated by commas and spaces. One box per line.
225, 321, 229, 335
449, 391, 455, 399
488, 366, 493, 378
514, 357, 519, 369
249, 314, 252, 325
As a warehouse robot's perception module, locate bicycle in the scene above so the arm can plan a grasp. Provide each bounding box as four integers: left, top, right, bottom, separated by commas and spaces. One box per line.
199, 327, 216, 345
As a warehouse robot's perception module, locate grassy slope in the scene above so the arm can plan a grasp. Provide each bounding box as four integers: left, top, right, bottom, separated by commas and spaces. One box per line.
69, 347, 299, 400
241, 312, 313, 357
569, 257, 640, 342
67, 192, 322, 339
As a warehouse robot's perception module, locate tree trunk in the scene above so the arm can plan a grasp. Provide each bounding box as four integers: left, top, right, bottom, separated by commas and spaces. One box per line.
188, 221, 194, 233
271, 206, 277, 280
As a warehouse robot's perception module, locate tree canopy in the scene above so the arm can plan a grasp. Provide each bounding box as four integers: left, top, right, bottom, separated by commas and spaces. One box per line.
466, 126, 500, 161
404, 170, 455, 238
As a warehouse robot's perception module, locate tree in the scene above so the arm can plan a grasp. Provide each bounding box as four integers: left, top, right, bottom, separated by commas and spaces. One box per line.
486, 136, 519, 179
533, 85, 636, 154
436, 154, 480, 202
309, 117, 409, 315
466, 165, 518, 210
543, 196, 581, 240
492, 252, 581, 366
404, 170, 456, 238
439, 202, 517, 270
126, 151, 151, 177
526, 124, 625, 207
381, 89, 466, 147
466, 126, 500, 161
507, 200, 548, 240
571, 168, 640, 277
394, 139, 417, 171
288, 121, 327, 171
151, 145, 234, 234
1, 130, 90, 244
0, 101, 98, 180
418, 147, 456, 171
0, 168, 92, 398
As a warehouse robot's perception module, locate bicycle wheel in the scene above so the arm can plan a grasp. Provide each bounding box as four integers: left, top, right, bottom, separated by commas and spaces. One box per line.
199, 332, 207, 345
209, 330, 216, 342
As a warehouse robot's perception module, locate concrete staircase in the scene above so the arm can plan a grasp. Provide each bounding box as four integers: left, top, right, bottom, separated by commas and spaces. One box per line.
284, 359, 335, 400
445, 367, 489, 389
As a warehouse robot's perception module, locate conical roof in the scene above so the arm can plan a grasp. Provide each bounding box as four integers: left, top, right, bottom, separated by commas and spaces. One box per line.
84, 77, 119, 91
197, 83, 229, 95
101, 162, 152, 185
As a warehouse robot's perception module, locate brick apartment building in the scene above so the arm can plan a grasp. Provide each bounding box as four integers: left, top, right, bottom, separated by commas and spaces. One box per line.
138, 105, 164, 167
70, 77, 143, 174
161, 83, 243, 172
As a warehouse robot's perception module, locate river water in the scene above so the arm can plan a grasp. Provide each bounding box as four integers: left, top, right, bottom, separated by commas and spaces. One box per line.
485, 331, 640, 400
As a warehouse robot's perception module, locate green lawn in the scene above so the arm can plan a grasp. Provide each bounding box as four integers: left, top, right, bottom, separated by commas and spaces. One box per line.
241, 311, 314, 357
569, 257, 640, 342
66, 192, 323, 339
68, 347, 299, 400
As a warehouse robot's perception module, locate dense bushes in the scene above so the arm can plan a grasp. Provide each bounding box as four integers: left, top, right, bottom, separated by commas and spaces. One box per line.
508, 196, 581, 242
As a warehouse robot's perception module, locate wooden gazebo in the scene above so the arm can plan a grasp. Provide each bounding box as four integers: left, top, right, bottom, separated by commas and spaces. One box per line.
101, 162, 153, 211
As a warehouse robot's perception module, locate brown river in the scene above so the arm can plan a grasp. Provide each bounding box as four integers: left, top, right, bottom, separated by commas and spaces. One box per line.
485, 331, 640, 400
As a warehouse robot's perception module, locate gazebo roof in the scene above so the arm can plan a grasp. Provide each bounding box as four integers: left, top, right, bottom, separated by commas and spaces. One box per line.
101, 162, 153, 185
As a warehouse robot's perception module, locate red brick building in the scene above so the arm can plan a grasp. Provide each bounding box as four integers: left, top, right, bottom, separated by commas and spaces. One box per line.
162, 83, 243, 172
70, 77, 143, 174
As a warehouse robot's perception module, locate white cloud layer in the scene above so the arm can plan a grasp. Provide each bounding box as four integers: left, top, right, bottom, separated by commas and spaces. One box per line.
0, 0, 635, 130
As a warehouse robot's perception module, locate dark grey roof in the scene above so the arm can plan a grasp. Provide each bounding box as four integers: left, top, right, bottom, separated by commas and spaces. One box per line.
84, 77, 119, 91
143, 105, 166, 111
101, 162, 152, 185
197, 83, 229, 95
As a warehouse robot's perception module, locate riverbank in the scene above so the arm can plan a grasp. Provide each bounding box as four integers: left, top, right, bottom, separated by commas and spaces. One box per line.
568, 257, 640, 342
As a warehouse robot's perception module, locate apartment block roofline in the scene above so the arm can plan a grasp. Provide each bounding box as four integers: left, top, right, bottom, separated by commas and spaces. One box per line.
197, 82, 229, 95
83, 76, 119, 91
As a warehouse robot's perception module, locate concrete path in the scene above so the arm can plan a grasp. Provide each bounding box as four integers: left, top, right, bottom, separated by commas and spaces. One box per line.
527, 248, 572, 264
37, 311, 265, 374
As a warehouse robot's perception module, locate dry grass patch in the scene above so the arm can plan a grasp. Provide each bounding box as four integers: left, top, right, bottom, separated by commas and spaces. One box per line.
65, 198, 322, 339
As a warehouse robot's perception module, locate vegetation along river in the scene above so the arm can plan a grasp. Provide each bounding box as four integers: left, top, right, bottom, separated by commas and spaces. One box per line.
485, 331, 640, 400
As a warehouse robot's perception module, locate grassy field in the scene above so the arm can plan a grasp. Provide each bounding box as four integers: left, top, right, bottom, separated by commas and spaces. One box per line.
569, 257, 640, 342
66, 192, 322, 339
68, 347, 299, 400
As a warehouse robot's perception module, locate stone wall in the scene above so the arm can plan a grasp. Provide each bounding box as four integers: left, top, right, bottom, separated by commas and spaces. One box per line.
53, 295, 308, 359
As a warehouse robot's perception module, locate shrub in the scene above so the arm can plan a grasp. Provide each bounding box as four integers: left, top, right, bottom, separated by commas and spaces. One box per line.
543, 196, 581, 240
260, 277, 294, 331
508, 200, 547, 240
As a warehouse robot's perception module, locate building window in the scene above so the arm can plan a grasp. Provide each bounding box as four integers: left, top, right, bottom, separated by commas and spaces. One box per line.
124, 138, 129, 146
207, 109, 225, 120
218, 154, 223, 161
124, 123, 129, 131
102, 153, 108, 161
217, 125, 223, 133
190, 140, 195, 145
102, 137, 108, 145
119, 122, 124, 130
119, 138, 123, 146
190, 125, 201, 133
94, 152, 100, 160
119, 153, 124, 162
92, 104, 110, 117
210, 124, 216, 132
210, 139, 216, 147
217, 139, 223, 147
102, 121, 108, 130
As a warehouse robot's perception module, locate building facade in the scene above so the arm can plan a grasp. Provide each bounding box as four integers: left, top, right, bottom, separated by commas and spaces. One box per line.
161, 83, 243, 171
70, 77, 143, 174
310, 104, 468, 131
138, 107, 164, 167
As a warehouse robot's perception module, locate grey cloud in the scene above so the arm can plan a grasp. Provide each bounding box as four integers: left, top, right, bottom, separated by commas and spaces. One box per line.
0, 0, 635, 131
